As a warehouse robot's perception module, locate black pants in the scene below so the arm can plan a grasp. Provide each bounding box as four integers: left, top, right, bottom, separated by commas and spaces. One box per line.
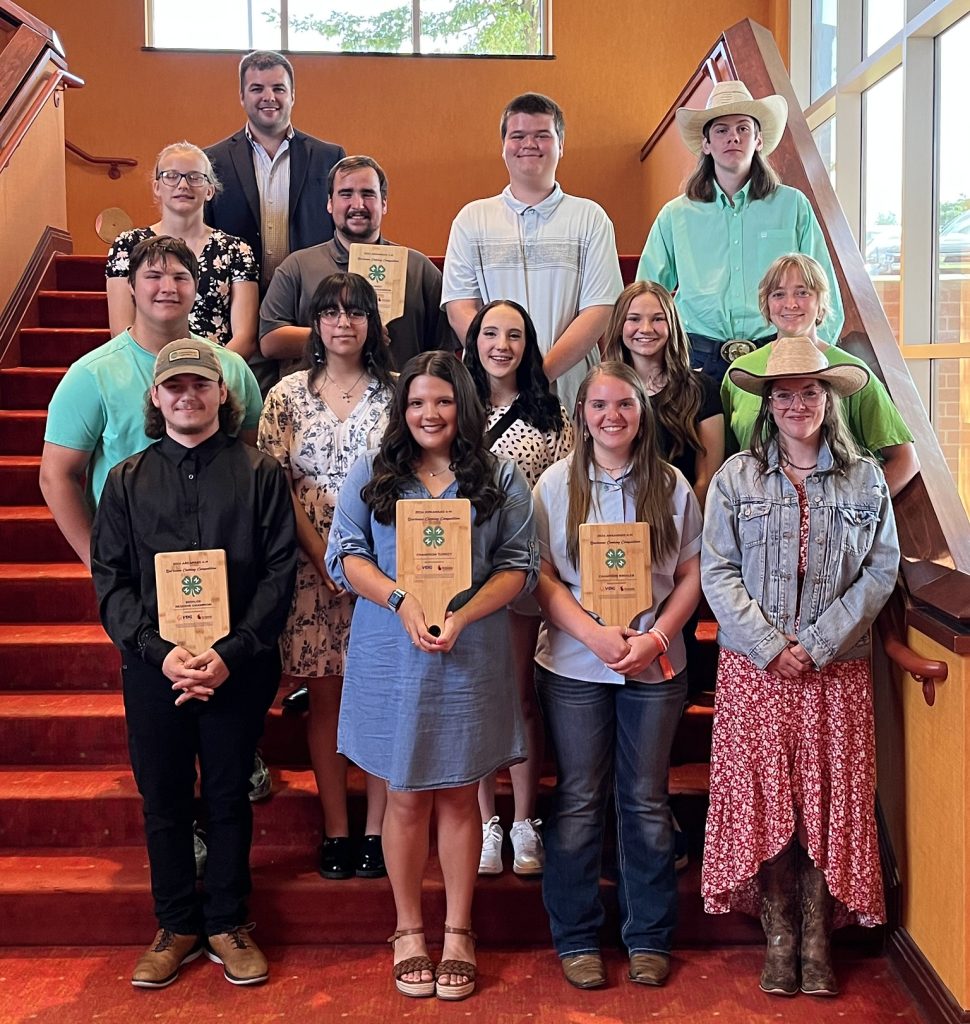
122, 653, 280, 935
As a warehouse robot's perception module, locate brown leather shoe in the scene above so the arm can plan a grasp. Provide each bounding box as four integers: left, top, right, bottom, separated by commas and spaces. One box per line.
206, 924, 269, 985
628, 952, 670, 986
561, 952, 606, 989
131, 928, 202, 988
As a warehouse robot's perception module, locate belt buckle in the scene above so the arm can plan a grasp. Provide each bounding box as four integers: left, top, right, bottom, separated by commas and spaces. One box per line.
720, 338, 757, 364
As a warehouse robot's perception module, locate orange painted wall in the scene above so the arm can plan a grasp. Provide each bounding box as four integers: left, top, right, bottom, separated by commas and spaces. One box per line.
27, 1, 786, 258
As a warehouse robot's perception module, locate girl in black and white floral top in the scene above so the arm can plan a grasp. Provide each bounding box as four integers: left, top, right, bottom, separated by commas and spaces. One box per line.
106, 141, 258, 357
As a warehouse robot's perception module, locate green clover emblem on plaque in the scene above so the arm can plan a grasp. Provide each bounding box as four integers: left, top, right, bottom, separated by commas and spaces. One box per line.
423, 525, 445, 548
368, 263, 386, 282
604, 548, 626, 570
181, 574, 203, 597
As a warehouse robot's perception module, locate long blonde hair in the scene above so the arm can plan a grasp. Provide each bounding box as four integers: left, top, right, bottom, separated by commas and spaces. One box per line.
566, 362, 676, 566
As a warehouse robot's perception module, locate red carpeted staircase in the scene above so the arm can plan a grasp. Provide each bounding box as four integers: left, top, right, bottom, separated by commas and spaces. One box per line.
0, 254, 753, 949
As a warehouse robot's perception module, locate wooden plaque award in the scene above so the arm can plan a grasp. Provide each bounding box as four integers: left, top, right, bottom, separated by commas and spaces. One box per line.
579, 522, 651, 627
349, 243, 408, 325
396, 498, 472, 636
155, 549, 230, 654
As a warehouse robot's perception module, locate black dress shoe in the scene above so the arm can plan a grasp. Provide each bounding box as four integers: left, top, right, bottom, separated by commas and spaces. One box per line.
282, 686, 310, 714
318, 837, 354, 879
356, 834, 387, 878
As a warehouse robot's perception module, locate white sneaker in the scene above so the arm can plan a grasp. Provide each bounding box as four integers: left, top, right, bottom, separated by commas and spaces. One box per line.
478, 816, 504, 875
510, 818, 545, 876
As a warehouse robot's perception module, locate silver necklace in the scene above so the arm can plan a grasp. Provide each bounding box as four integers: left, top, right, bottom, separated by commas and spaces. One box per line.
324, 369, 366, 402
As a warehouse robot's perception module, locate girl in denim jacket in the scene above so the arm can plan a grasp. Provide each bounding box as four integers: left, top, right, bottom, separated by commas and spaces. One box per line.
701, 337, 899, 998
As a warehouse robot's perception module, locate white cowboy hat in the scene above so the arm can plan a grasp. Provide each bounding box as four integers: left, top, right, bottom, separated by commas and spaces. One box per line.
728, 336, 869, 397
675, 80, 788, 156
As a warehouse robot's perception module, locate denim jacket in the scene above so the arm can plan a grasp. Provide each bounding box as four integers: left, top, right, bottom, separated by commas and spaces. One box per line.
701, 440, 899, 670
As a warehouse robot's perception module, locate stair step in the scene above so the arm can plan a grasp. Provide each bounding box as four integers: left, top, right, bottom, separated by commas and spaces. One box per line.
0, 627, 119, 694
54, 255, 107, 292
0, 508, 79, 563
18, 328, 110, 367
0, 456, 41, 505
0, 411, 46, 455
37, 292, 108, 329
0, 368, 64, 410
0, 563, 98, 623
0, 842, 762, 947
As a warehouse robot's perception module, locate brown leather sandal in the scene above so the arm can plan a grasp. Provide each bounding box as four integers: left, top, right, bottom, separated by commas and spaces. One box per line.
435, 924, 477, 1001
388, 928, 434, 998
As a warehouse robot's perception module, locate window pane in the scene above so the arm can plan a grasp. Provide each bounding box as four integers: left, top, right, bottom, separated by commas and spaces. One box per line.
812, 116, 836, 188
935, 15, 970, 345
863, 69, 903, 340
811, 0, 837, 101
152, 0, 281, 49
150, 0, 544, 54
931, 359, 970, 517
865, 0, 905, 56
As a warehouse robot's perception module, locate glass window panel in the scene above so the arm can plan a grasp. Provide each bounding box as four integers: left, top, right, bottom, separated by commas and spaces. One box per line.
811, 0, 837, 101
935, 15, 970, 345
931, 359, 970, 517
150, 0, 545, 54
812, 116, 836, 188
865, 0, 905, 56
862, 69, 903, 339
152, 0, 281, 50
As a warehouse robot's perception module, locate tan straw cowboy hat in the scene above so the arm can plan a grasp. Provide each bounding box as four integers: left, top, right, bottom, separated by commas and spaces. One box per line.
676, 80, 788, 156
728, 336, 870, 397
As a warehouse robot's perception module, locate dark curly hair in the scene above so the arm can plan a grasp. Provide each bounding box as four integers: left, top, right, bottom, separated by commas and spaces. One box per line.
306, 273, 394, 391
361, 352, 504, 525
462, 300, 564, 433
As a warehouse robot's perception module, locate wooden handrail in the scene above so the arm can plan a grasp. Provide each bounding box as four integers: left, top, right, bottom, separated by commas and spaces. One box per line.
637, 18, 970, 635
0, 64, 81, 176
64, 140, 136, 180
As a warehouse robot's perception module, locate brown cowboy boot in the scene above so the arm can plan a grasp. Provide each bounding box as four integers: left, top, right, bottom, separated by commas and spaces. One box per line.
757, 842, 799, 996
799, 850, 838, 996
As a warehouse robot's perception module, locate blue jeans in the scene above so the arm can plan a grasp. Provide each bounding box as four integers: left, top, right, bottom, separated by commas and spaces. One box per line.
537, 665, 687, 957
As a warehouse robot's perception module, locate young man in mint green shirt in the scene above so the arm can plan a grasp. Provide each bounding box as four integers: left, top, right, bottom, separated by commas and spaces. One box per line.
40, 236, 263, 569
638, 81, 843, 382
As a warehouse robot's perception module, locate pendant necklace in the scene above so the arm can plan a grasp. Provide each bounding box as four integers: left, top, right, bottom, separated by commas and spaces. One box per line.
325, 370, 366, 402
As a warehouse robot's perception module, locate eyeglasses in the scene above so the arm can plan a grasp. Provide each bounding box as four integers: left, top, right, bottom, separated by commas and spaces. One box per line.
318, 306, 368, 324
769, 386, 826, 408
156, 170, 211, 188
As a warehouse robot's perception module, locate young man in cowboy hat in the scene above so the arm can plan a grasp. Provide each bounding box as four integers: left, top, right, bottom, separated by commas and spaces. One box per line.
637, 80, 843, 383
91, 340, 296, 989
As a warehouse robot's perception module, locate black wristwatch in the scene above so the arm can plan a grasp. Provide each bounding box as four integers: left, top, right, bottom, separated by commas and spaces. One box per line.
387, 588, 407, 613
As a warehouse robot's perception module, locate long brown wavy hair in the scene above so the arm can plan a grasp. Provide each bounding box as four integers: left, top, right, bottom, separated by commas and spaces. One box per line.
684, 117, 780, 202
602, 281, 706, 462
565, 361, 676, 566
361, 352, 503, 525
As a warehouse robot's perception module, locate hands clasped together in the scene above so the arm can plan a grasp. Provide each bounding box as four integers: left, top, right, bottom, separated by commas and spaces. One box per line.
162, 646, 230, 705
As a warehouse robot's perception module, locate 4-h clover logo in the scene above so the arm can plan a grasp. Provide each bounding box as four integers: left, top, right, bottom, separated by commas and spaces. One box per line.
181, 574, 203, 596
423, 526, 445, 548
368, 263, 386, 282
604, 548, 626, 570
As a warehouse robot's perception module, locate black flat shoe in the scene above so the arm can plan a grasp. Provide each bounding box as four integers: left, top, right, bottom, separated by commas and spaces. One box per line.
318, 837, 354, 879
282, 686, 310, 714
356, 834, 387, 878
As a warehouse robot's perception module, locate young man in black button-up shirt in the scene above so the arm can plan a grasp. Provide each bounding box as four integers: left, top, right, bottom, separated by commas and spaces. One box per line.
91, 341, 296, 989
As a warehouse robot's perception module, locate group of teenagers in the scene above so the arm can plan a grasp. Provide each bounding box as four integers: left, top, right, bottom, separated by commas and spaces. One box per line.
39, 48, 917, 1004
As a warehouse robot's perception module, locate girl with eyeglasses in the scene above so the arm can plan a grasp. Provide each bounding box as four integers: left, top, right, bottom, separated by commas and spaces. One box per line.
106, 141, 258, 358
701, 337, 899, 998
258, 273, 395, 882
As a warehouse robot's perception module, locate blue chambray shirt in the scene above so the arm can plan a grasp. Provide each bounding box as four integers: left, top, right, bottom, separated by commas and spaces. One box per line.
533, 454, 703, 685
701, 440, 899, 670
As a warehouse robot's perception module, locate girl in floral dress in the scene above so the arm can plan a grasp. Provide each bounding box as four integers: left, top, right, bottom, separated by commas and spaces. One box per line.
258, 273, 394, 880
702, 337, 899, 997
